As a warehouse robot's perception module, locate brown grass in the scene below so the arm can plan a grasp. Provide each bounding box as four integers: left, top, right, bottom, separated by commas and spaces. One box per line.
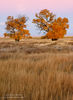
0, 38, 73, 100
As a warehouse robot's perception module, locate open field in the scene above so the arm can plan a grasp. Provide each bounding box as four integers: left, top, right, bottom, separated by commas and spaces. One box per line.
0, 38, 73, 100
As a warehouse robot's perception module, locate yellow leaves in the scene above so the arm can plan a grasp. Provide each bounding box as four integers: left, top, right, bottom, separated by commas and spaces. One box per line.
33, 19, 39, 23
33, 19, 36, 23
33, 9, 55, 32
14, 35, 21, 41
24, 29, 29, 33
5, 16, 31, 41
33, 18, 45, 24
4, 33, 8, 37
15, 19, 19, 22
63, 18, 69, 23
57, 17, 62, 22
4, 10, 69, 41
7, 16, 12, 19
66, 24, 69, 29
36, 19, 40, 22
40, 9, 50, 16
46, 31, 55, 39
23, 29, 30, 37
24, 25, 26, 28
43, 26, 48, 30
46, 15, 49, 18
46, 16, 69, 39
7, 16, 13, 21
41, 19, 45, 23
21, 17, 26, 22
48, 24, 52, 28
33, 19, 40, 23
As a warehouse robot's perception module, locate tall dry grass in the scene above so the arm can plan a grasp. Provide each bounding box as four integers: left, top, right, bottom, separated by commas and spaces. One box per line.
0, 51, 73, 100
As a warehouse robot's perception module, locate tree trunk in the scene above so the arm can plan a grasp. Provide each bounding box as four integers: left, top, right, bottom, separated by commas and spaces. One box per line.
15, 39, 19, 42
52, 39, 58, 41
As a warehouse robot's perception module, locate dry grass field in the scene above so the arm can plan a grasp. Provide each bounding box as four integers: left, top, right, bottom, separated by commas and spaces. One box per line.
0, 38, 73, 100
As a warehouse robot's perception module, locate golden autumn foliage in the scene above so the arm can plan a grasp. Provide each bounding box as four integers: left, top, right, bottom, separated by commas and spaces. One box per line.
33, 9, 55, 32
33, 9, 69, 40
5, 16, 30, 41
4, 33, 9, 37
46, 17, 69, 39
3, 11, 69, 41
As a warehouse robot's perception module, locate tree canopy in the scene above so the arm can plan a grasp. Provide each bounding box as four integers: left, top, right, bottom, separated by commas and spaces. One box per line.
33, 9, 69, 40
5, 16, 31, 41
33, 9, 55, 32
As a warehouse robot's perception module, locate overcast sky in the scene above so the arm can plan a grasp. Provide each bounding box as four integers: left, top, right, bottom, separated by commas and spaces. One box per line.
0, 0, 73, 36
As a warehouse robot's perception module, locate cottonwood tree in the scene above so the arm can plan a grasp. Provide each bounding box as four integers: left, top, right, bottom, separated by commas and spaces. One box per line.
5, 16, 31, 41
33, 9, 69, 40
46, 17, 69, 40
33, 9, 55, 32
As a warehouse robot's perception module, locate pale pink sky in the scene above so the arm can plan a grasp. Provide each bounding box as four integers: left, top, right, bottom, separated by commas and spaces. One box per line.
0, 0, 73, 14
0, 0, 73, 36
